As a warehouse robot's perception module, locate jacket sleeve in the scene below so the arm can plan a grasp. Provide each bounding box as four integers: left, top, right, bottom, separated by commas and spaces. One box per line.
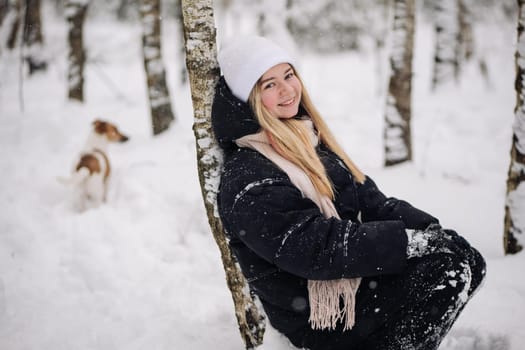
220, 178, 408, 281
356, 176, 439, 230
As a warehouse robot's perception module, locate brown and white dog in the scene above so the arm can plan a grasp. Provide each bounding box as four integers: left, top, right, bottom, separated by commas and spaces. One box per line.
60, 119, 129, 211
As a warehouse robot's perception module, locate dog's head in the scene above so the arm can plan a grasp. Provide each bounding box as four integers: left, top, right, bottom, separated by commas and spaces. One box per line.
92, 119, 129, 143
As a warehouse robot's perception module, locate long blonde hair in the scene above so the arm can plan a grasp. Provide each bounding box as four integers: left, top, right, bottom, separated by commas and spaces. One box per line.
248, 66, 366, 199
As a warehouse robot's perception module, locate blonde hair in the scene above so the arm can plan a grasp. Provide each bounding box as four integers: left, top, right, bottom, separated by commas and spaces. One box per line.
248, 67, 366, 199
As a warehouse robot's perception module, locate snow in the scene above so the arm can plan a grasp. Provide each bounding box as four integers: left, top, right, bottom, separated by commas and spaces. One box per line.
0, 6, 524, 350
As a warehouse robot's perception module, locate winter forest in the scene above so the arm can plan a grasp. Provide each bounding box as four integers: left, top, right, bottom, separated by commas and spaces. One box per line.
1, 0, 524, 349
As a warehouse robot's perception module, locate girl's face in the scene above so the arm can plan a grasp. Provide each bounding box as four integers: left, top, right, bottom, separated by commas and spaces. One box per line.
259, 63, 302, 119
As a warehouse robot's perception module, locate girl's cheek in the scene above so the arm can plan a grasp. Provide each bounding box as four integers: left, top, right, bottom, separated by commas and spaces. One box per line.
261, 94, 274, 109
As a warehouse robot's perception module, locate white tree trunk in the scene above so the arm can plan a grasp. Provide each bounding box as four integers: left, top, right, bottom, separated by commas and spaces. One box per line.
65, 0, 89, 102
180, 0, 266, 347
432, 0, 461, 89
504, 0, 525, 255
384, 0, 415, 166
22, 0, 47, 74
139, 0, 175, 135
6, 0, 22, 50
458, 0, 474, 61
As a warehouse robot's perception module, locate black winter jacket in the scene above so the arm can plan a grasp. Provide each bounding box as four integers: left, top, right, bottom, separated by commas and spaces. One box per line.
211, 77, 439, 335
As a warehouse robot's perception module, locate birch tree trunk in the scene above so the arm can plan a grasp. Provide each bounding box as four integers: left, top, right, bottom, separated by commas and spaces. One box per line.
65, 0, 88, 102
431, 0, 460, 89
0, 1, 8, 25
503, 0, 525, 255
139, 0, 175, 135
458, 0, 474, 61
23, 0, 43, 47
181, 0, 266, 348
6, 0, 21, 50
23, 0, 47, 74
384, 0, 415, 166
175, 0, 187, 84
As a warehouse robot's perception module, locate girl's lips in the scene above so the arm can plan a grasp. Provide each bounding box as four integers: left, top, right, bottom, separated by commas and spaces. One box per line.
279, 97, 295, 106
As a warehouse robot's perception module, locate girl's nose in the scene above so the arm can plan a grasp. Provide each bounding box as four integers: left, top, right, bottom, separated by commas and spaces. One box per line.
280, 82, 293, 95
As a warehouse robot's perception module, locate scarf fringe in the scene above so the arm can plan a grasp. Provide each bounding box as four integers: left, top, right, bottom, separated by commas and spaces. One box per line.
308, 278, 361, 331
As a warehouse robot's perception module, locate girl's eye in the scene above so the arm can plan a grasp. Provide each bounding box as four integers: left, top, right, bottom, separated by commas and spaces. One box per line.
285, 72, 294, 79
263, 82, 275, 90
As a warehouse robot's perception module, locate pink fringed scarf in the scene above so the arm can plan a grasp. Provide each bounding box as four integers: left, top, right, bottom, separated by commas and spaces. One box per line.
236, 119, 361, 331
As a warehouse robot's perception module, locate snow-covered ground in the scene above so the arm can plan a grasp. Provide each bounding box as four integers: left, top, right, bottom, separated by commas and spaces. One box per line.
0, 7, 523, 350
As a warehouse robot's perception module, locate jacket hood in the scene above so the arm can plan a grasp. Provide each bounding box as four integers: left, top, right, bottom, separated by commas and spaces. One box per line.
212, 76, 261, 152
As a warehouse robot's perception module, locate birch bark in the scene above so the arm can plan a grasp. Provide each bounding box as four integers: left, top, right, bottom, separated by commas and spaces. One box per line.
384, 0, 415, 166
181, 0, 266, 347
65, 0, 88, 102
23, 0, 47, 74
503, 0, 525, 254
432, 0, 460, 89
458, 0, 474, 62
6, 0, 21, 50
139, 0, 175, 135
23, 0, 43, 49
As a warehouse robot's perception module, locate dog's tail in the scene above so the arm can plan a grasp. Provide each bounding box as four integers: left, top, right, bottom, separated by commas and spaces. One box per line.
57, 168, 90, 186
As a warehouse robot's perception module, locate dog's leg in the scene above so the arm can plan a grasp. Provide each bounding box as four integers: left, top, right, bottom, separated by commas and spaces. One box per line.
86, 173, 106, 207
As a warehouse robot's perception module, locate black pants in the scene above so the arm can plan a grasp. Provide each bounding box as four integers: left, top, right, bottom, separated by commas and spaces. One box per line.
287, 240, 486, 350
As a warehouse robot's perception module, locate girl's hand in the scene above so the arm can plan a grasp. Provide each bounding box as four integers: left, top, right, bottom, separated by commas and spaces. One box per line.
406, 224, 468, 259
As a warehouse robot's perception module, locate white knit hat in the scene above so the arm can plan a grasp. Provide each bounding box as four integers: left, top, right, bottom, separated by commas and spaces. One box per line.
218, 36, 296, 102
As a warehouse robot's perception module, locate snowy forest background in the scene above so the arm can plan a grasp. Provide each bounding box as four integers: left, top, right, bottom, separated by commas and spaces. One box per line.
1, 0, 524, 349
